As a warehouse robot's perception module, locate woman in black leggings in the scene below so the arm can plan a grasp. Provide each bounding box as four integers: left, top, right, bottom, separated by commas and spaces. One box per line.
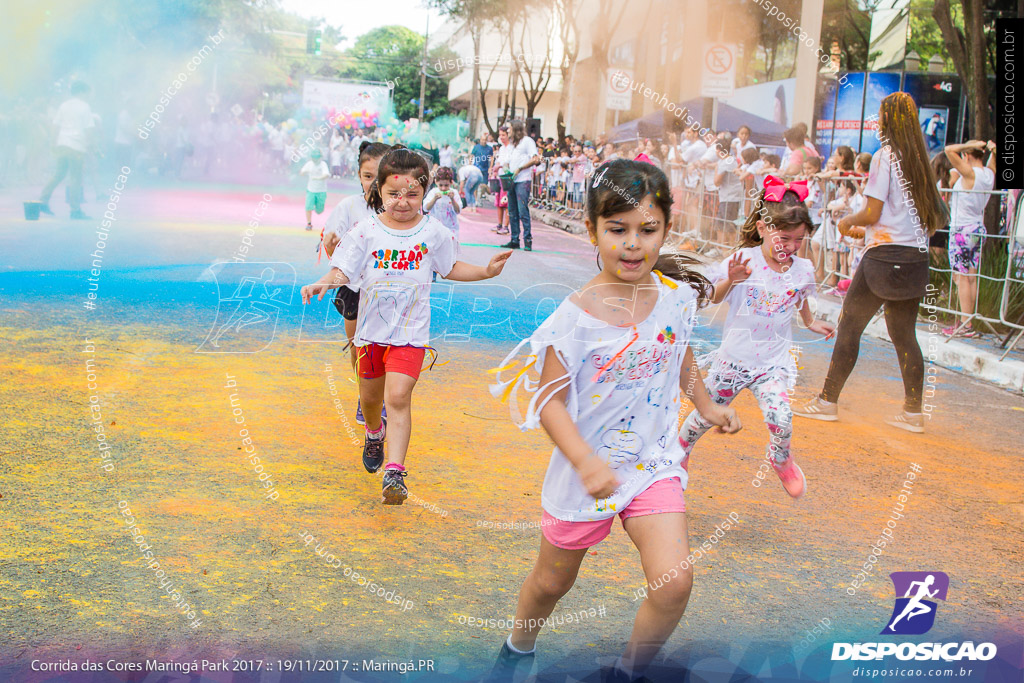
794, 93, 947, 433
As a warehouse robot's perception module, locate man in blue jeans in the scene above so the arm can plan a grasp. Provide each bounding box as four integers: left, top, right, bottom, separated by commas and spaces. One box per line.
500, 120, 541, 251
40, 81, 95, 219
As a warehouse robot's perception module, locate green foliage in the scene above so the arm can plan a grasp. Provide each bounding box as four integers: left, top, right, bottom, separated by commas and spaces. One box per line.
906, 0, 961, 73
820, 0, 872, 71
335, 25, 455, 121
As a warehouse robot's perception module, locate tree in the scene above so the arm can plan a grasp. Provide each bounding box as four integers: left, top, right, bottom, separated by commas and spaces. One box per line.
553, 0, 582, 141
932, 0, 990, 139
428, 0, 506, 135
587, 0, 631, 137
337, 25, 454, 121
515, 4, 555, 119
819, 0, 874, 72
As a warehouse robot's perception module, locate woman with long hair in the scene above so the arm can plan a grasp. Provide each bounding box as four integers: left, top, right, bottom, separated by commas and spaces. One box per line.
500, 119, 541, 251
794, 92, 947, 433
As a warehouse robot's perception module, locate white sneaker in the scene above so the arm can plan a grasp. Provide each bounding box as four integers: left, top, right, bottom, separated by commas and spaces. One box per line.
792, 396, 839, 422
885, 411, 924, 433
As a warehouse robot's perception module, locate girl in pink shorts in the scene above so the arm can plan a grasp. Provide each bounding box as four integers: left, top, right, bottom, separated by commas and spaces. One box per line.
489, 160, 742, 682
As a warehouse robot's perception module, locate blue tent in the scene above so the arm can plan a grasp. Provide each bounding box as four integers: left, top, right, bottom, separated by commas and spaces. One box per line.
609, 98, 786, 147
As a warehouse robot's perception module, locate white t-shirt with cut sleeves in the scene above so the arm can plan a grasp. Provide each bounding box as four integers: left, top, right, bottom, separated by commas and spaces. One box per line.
950, 166, 994, 227
862, 146, 928, 249
53, 97, 95, 153
491, 274, 699, 522
331, 214, 458, 348
706, 246, 815, 373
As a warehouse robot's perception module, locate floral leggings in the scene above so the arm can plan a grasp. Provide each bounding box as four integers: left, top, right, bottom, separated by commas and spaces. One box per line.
680, 363, 793, 466
948, 223, 985, 274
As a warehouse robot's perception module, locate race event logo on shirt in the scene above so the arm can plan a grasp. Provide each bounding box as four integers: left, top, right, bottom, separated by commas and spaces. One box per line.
372, 243, 428, 271
882, 571, 948, 635
831, 571, 997, 663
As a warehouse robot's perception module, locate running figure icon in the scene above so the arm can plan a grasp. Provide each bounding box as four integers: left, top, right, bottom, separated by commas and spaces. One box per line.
197, 262, 296, 354
882, 571, 949, 635
887, 574, 938, 631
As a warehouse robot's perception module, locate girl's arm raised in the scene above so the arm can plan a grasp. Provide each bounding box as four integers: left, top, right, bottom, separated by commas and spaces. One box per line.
538, 346, 619, 499
443, 250, 512, 281
711, 253, 751, 304
300, 267, 350, 304
680, 345, 741, 433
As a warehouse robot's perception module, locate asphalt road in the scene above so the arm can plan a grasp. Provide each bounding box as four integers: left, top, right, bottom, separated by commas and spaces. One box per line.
1, 179, 1021, 682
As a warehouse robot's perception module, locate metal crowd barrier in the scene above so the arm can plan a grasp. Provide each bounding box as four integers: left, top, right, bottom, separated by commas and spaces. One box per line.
527, 156, 585, 220
666, 173, 1024, 360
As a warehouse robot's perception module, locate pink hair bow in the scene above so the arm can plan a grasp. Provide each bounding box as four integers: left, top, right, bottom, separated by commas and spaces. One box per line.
763, 175, 809, 202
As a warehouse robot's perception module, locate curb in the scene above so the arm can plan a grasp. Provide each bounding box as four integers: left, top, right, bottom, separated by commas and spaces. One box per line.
532, 208, 587, 235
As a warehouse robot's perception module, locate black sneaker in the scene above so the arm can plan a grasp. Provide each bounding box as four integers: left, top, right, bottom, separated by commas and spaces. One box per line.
362, 427, 385, 473
381, 467, 408, 505
499, 240, 520, 249
524, 242, 532, 252
486, 641, 535, 683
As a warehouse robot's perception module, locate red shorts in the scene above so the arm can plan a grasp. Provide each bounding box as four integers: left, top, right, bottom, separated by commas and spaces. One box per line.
356, 344, 426, 380
541, 477, 686, 550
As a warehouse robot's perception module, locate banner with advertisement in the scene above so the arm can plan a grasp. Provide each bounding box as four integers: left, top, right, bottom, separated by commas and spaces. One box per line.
814, 71, 963, 160
301, 79, 393, 116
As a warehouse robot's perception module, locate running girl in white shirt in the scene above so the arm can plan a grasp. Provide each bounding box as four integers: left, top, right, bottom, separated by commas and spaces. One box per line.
488, 159, 741, 683
301, 147, 512, 504
320, 141, 390, 425
679, 178, 836, 498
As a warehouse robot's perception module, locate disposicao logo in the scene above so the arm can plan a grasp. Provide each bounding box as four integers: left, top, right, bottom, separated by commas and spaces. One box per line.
832, 572, 997, 662
883, 571, 948, 635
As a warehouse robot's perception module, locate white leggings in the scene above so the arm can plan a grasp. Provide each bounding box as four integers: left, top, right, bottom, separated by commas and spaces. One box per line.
680, 364, 793, 465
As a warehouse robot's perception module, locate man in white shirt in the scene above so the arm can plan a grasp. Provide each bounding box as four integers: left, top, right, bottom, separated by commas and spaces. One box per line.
40, 81, 94, 219
499, 120, 541, 251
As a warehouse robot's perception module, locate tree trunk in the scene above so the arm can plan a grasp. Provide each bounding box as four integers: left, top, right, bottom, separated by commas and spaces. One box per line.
932, 0, 991, 140
469, 25, 481, 137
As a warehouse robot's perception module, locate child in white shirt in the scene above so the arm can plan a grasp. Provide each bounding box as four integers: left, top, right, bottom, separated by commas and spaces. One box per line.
680, 183, 835, 498
489, 159, 740, 683
300, 149, 330, 231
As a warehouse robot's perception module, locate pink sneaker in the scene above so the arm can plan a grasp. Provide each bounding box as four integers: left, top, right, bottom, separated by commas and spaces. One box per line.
772, 458, 806, 498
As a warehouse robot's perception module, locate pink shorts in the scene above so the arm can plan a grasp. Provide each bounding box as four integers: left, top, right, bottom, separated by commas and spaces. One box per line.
541, 477, 686, 550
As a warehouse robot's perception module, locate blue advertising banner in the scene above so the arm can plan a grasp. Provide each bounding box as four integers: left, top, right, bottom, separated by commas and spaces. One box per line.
814, 71, 963, 159
815, 72, 866, 160
860, 72, 902, 153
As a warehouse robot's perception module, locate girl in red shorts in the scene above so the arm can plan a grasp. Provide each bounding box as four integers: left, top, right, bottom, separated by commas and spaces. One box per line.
302, 147, 512, 504
489, 160, 741, 681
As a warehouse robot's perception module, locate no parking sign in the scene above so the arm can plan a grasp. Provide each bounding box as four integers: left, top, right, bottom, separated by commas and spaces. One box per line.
701, 43, 736, 98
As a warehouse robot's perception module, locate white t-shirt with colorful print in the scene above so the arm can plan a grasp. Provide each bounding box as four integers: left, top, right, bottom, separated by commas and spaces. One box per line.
491, 273, 699, 523
331, 214, 458, 348
706, 246, 815, 373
